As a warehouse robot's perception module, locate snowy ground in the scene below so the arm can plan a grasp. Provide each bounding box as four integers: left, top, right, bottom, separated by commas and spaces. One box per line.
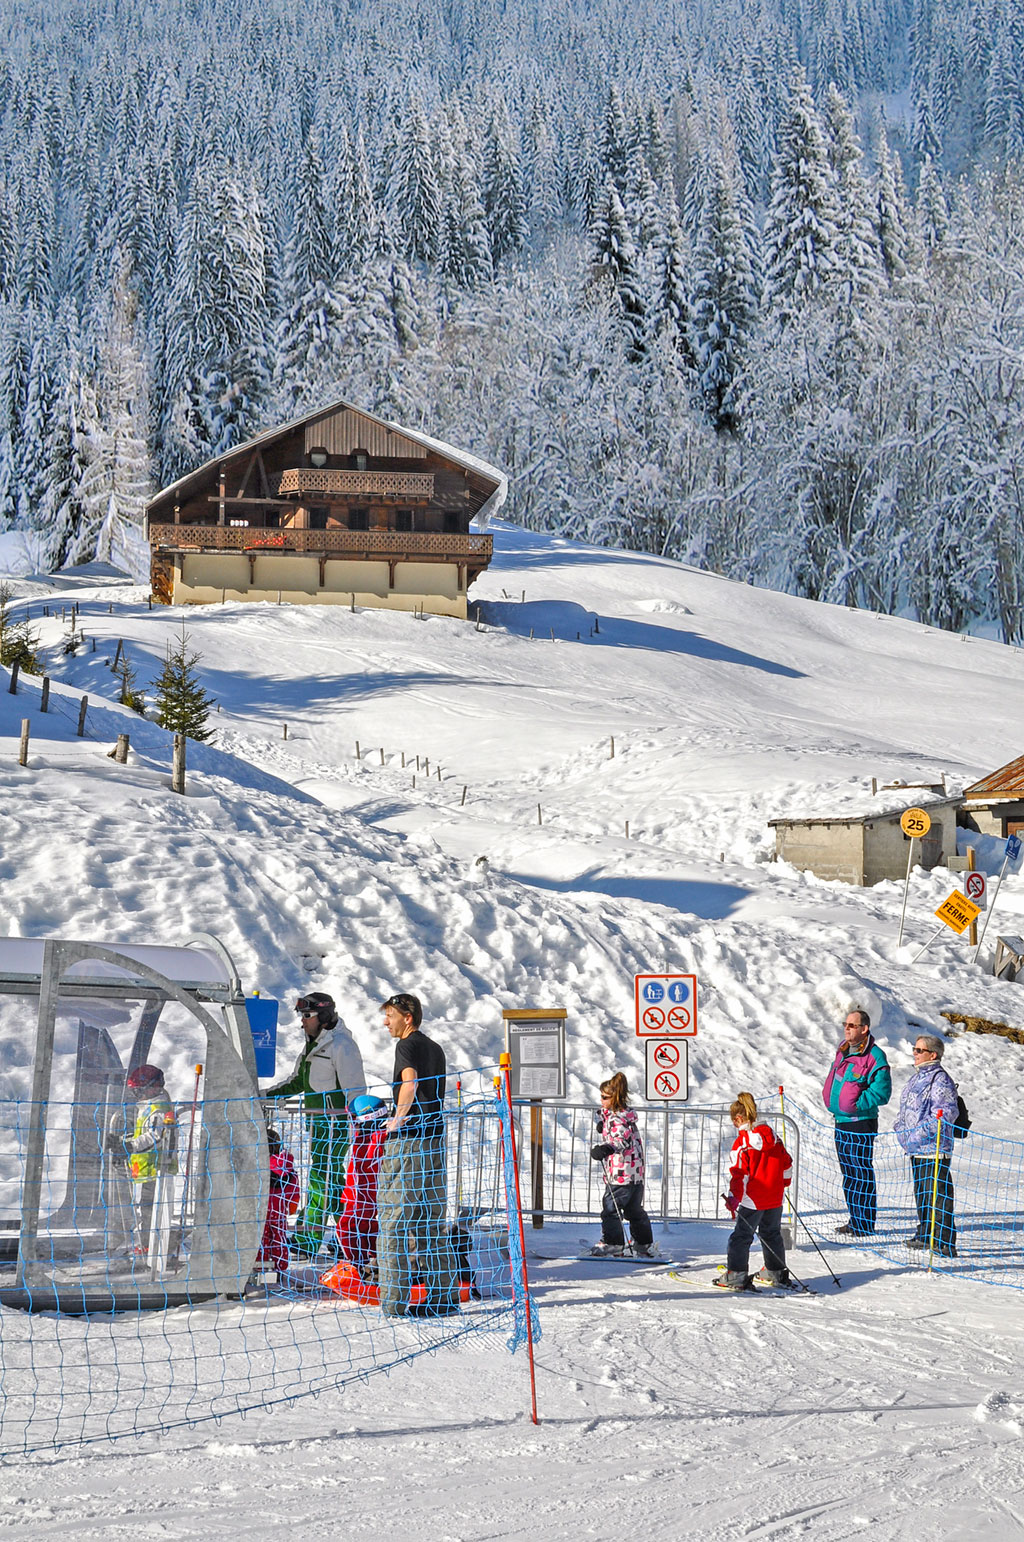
2, 524, 1024, 1534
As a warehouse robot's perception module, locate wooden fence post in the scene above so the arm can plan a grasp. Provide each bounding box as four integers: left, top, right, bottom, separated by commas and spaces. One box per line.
8, 660, 19, 694
113, 639, 123, 669
40, 677, 50, 713
76, 696, 88, 737
172, 733, 186, 794
19, 719, 29, 766
114, 734, 129, 764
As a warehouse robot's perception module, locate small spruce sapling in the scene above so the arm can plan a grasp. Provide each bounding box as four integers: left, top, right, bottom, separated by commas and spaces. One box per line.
115, 648, 146, 714
0, 583, 41, 674
153, 624, 215, 741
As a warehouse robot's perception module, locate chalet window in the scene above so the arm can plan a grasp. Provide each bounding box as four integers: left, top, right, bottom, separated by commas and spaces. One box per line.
395, 509, 413, 532
444, 512, 461, 533
309, 506, 328, 530
348, 508, 369, 531
353, 451, 369, 471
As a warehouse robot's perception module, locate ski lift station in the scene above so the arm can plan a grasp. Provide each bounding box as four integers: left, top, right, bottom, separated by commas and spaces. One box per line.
0, 935, 268, 1313
769, 790, 960, 886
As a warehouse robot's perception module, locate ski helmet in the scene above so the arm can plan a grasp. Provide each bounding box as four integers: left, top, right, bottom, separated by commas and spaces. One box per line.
349, 1094, 387, 1121
295, 992, 336, 1028
127, 1063, 164, 1092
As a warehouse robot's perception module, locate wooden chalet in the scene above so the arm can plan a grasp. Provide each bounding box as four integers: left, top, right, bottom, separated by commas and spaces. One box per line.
961, 756, 1024, 838
145, 400, 507, 618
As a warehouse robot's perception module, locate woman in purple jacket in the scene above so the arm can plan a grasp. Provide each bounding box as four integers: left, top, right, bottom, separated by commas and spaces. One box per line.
894, 1035, 958, 1256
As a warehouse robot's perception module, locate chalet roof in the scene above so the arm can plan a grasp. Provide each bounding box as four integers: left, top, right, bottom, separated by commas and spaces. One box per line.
145, 397, 508, 525
962, 755, 1024, 800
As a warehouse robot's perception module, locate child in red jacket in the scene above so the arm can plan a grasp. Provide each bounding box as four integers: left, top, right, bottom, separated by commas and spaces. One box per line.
336, 1095, 388, 1277
715, 1092, 794, 1291
257, 1128, 300, 1275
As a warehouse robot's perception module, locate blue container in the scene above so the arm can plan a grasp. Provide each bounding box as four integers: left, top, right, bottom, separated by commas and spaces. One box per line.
245, 997, 279, 1078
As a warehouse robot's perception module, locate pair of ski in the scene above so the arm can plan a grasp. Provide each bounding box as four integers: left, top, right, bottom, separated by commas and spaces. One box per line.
666, 1265, 818, 1296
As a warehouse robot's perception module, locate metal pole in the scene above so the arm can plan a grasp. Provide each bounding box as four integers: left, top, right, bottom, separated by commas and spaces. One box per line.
910, 922, 945, 964
500, 1055, 539, 1425
927, 1112, 944, 1273
530, 1099, 543, 1228
897, 838, 916, 946
974, 853, 1010, 964
660, 1102, 670, 1232
17, 940, 63, 1290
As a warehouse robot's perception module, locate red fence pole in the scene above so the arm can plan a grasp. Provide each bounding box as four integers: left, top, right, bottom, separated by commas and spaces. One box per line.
500, 1052, 539, 1425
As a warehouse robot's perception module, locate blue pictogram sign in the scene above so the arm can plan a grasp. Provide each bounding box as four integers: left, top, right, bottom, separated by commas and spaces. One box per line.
1007, 835, 1022, 862
642, 981, 665, 1003
667, 980, 690, 1004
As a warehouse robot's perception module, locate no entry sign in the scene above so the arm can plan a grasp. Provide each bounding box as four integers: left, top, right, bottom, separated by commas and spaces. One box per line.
645, 1039, 690, 1100
635, 974, 698, 1036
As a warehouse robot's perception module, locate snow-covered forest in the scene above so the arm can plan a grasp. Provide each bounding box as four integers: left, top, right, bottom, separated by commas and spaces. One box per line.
2, 0, 1023, 636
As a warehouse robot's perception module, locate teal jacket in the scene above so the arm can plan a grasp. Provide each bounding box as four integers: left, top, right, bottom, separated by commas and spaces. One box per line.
822, 1035, 892, 1125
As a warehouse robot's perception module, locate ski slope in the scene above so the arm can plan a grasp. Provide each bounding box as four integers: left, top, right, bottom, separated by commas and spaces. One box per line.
1, 524, 1024, 1537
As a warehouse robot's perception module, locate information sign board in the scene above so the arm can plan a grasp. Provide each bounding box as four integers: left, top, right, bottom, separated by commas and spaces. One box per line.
935, 891, 981, 934
502, 1009, 567, 1100
644, 1039, 689, 1100
1007, 835, 1023, 862
964, 871, 987, 909
635, 974, 698, 1036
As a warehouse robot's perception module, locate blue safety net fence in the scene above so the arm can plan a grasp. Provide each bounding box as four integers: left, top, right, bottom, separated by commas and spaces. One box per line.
0, 1067, 537, 1457
777, 1099, 1024, 1286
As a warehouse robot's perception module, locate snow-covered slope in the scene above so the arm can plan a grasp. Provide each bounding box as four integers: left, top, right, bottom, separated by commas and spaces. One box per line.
2, 523, 1024, 1130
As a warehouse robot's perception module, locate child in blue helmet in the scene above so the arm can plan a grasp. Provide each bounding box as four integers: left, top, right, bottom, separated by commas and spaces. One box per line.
336, 1095, 389, 1277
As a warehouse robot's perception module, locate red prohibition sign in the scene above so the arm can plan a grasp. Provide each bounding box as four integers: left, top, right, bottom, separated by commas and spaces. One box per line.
965, 873, 985, 899
667, 1005, 690, 1030
643, 1006, 666, 1030
653, 1042, 680, 1068
654, 1070, 680, 1096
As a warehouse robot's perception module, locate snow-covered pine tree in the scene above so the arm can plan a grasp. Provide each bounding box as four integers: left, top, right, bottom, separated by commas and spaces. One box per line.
689, 154, 759, 431
762, 68, 841, 329
390, 97, 444, 267
481, 96, 527, 265
588, 179, 646, 362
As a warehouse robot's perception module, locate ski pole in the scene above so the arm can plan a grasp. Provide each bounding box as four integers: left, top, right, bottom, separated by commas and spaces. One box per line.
778, 1085, 797, 1241
785, 1196, 843, 1288
928, 1111, 943, 1273
177, 1063, 203, 1239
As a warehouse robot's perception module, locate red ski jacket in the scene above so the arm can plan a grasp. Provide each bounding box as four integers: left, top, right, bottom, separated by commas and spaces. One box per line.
335, 1123, 387, 1269
727, 1124, 792, 1212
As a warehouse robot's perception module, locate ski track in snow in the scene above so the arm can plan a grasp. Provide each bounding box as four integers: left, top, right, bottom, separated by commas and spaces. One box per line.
3, 526, 1024, 1533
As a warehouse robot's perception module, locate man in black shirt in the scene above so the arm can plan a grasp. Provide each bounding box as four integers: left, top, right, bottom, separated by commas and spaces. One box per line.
377, 992, 459, 1317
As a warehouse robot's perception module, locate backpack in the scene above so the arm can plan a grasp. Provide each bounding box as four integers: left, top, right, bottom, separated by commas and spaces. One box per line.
952, 1090, 972, 1139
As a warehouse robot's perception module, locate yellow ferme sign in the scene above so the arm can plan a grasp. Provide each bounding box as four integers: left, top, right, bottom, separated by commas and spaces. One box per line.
935, 890, 982, 934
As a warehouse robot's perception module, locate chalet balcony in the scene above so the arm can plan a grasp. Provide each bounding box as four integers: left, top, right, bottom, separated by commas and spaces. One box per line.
276, 468, 435, 498
148, 523, 492, 563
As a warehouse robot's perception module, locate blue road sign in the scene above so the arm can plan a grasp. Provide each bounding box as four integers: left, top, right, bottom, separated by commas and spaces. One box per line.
1007, 835, 1022, 862
642, 981, 665, 1003
667, 980, 690, 1004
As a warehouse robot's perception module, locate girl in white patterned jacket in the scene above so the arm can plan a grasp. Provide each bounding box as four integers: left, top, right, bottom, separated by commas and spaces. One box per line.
588, 1073, 655, 1257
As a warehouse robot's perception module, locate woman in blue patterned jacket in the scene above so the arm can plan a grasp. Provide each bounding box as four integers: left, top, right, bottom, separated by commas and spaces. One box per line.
894, 1034, 958, 1257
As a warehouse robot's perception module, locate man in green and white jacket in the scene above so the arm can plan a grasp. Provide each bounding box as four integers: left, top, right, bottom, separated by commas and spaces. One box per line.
264, 992, 365, 1258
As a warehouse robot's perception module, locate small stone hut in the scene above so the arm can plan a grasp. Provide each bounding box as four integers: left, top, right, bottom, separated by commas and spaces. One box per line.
769, 790, 960, 886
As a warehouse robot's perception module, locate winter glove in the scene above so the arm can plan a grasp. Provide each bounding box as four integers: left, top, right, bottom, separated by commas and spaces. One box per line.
723, 1192, 738, 1216
590, 1143, 615, 1161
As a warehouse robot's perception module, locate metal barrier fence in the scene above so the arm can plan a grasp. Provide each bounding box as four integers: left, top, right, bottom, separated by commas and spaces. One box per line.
266, 1098, 800, 1229
505, 1101, 800, 1224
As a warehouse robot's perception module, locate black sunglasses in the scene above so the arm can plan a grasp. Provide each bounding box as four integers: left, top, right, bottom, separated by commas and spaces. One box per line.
383, 994, 417, 1015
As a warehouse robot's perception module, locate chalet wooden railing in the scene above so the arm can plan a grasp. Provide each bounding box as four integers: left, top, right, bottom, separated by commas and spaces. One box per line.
275, 468, 435, 497
148, 524, 492, 559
